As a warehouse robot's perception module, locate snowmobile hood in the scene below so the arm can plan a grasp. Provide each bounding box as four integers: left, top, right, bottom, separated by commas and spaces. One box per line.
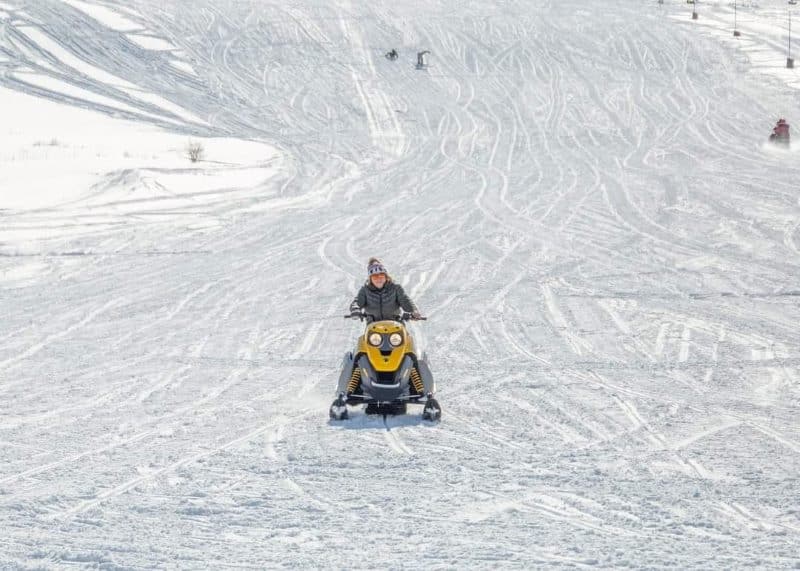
357, 320, 416, 372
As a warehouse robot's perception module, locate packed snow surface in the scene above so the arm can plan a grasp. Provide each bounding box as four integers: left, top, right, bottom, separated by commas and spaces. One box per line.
1, 0, 800, 568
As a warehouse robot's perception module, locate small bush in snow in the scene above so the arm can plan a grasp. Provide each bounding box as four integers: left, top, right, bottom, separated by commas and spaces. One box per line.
186, 140, 204, 163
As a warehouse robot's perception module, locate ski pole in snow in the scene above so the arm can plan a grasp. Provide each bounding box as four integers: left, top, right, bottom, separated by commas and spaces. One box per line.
734, 0, 741, 37
789, 9, 795, 68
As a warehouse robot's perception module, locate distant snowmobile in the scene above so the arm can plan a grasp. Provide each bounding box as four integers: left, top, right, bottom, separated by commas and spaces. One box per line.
769, 118, 791, 147
385, 49, 398, 61
330, 313, 441, 421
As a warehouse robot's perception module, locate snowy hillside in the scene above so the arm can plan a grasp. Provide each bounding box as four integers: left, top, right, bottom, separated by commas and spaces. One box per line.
2, 0, 800, 568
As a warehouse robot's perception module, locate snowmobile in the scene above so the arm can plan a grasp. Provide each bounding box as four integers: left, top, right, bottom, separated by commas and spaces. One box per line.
769, 119, 791, 147
329, 313, 441, 421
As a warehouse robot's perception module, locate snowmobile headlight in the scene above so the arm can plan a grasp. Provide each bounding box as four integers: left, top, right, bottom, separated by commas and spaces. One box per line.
368, 333, 382, 346
389, 333, 403, 347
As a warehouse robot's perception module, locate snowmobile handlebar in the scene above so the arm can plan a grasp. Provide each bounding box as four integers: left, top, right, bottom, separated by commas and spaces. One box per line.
344, 313, 427, 322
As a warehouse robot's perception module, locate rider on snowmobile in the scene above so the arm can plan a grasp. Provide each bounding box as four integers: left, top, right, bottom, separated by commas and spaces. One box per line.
349, 258, 422, 321
330, 257, 439, 420
771, 118, 790, 144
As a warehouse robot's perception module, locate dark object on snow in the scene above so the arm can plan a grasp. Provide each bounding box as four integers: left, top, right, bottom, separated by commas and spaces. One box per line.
416, 50, 430, 69
769, 118, 791, 147
385, 49, 398, 61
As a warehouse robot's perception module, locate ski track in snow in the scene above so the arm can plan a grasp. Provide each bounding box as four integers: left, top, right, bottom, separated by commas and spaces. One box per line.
2, 0, 800, 568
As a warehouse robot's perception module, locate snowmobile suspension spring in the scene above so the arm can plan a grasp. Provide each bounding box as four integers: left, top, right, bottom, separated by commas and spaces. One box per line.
347, 367, 361, 394
410, 367, 424, 394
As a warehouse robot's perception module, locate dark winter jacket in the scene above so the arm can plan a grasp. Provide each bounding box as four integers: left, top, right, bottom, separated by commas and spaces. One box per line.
350, 280, 418, 321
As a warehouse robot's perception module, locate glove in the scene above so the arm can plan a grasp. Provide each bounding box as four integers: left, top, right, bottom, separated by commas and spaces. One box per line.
411, 311, 423, 320
350, 309, 364, 319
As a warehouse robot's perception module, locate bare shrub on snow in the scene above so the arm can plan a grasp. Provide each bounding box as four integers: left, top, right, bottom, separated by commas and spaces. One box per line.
186, 140, 204, 163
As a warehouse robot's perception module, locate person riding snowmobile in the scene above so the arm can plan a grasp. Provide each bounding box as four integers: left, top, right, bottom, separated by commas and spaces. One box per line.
331, 258, 438, 418
349, 258, 421, 322
770, 118, 790, 146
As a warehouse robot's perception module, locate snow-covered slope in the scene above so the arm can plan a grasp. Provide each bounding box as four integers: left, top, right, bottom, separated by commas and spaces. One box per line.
1, 0, 800, 568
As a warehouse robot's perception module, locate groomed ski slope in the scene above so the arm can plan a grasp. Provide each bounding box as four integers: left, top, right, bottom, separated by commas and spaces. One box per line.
1, 0, 800, 568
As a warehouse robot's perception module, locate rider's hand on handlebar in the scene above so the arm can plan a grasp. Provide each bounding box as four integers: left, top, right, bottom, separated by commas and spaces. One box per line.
350, 309, 364, 320
411, 311, 423, 320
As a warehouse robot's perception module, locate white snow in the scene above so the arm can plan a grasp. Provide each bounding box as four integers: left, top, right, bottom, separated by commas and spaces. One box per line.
127, 33, 177, 52
14, 25, 207, 126
0, 88, 277, 204
60, 0, 140, 32
1, 0, 800, 569
169, 59, 197, 76
12, 70, 161, 119
0, 84, 280, 252
17, 25, 140, 91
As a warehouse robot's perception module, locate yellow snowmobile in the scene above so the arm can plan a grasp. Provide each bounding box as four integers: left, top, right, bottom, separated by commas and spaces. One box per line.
330, 313, 441, 421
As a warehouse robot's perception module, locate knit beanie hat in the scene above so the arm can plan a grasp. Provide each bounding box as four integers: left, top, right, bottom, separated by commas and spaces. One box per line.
367, 257, 387, 277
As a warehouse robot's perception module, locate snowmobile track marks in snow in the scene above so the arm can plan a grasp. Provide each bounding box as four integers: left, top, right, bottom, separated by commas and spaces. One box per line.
0, 297, 123, 377
53, 411, 313, 520
383, 416, 413, 456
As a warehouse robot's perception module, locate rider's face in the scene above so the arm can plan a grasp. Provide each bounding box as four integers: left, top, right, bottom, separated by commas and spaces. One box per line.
370, 273, 387, 288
